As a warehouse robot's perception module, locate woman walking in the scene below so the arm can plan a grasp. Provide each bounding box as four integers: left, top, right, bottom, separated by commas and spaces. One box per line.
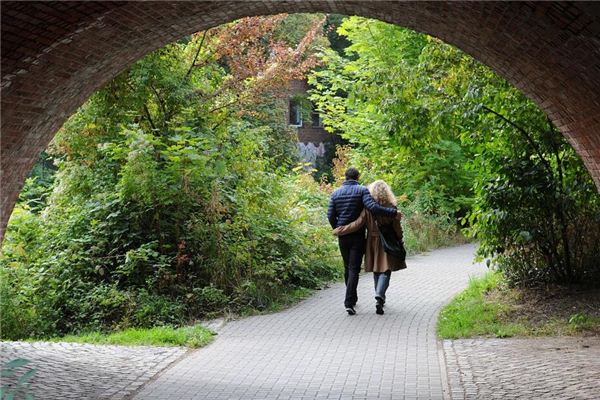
333, 180, 406, 315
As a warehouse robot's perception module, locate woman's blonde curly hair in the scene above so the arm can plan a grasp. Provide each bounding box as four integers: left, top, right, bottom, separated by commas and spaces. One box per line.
368, 180, 397, 207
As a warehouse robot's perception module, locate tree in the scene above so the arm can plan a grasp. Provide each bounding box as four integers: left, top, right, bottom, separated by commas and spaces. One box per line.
310, 16, 600, 285
0, 14, 339, 340
309, 17, 473, 216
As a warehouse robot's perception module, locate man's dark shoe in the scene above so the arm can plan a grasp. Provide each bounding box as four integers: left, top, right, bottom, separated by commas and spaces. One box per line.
346, 306, 356, 315
375, 296, 385, 307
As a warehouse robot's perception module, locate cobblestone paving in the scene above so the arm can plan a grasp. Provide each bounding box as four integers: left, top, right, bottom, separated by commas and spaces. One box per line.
444, 337, 600, 400
136, 244, 486, 400
0, 341, 186, 399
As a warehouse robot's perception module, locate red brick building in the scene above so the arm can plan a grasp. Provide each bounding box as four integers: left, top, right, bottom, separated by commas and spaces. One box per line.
287, 79, 343, 166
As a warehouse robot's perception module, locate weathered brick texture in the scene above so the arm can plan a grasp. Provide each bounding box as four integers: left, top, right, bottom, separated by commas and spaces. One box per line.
2, 2, 600, 240
288, 79, 340, 144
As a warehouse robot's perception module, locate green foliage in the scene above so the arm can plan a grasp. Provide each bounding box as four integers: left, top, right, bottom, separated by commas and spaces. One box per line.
401, 203, 468, 254
0, 16, 339, 341
310, 17, 475, 251
420, 19, 599, 285
563, 313, 600, 333
274, 13, 326, 48
323, 14, 353, 58
568, 313, 592, 330
18, 152, 56, 213
462, 93, 600, 285
311, 17, 600, 283
310, 17, 473, 217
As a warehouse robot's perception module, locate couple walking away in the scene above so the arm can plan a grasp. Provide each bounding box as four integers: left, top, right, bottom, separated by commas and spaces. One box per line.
328, 167, 406, 316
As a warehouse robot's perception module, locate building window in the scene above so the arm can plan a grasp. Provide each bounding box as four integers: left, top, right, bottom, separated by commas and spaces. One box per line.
311, 103, 322, 128
289, 98, 302, 127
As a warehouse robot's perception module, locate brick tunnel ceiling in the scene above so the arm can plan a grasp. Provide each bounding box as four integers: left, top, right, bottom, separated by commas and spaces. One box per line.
1, 1, 600, 239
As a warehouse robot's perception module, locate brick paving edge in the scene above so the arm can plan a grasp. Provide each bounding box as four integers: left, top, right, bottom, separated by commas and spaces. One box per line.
437, 337, 452, 400
123, 348, 191, 400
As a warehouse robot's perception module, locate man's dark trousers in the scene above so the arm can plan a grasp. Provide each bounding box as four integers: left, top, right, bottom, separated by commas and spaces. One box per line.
338, 231, 365, 308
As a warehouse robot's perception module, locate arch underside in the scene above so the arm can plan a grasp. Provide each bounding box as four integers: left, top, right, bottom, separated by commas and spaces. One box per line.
1, 1, 600, 239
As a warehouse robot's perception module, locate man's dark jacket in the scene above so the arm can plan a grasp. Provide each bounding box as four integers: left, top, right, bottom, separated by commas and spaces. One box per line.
327, 180, 397, 229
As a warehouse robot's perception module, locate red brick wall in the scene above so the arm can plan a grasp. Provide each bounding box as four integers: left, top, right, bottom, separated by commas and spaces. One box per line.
297, 127, 339, 145
2, 1, 600, 240
287, 79, 339, 144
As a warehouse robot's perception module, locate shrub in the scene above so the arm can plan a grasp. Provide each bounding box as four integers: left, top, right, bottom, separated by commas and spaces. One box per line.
467, 115, 600, 286
0, 16, 340, 340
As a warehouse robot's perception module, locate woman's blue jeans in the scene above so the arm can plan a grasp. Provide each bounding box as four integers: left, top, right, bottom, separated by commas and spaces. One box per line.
373, 270, 391, 301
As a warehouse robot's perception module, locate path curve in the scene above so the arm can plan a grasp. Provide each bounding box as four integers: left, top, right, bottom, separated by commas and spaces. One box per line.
135, 243, 486, 400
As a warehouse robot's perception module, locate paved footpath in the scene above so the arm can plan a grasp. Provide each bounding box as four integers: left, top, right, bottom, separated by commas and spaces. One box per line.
444, 337, 600, 400
0, 341, 186, 399
4, 244, 597, 399
135, 244, 485, 400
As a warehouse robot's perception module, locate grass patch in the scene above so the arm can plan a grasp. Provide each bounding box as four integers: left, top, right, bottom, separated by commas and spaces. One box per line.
438, 271, 600, 339
438, 272, 527, 339
42, 324, 215, 348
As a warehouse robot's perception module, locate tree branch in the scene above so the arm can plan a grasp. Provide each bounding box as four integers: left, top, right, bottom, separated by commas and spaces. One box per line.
143, 104, 157, 131
546, 116, 572, 279
185, 30, 208, 80
150, 83, 169, 122
124, 79, 157, 131
482, 105, 553, 175
208, 92, 252, 114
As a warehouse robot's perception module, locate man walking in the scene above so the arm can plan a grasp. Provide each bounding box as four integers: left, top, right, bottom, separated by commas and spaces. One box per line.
328, 167, 399, 315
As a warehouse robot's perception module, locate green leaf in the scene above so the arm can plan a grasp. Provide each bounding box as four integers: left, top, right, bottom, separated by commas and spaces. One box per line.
0, 370, 15, 378
3, 359, 30, 369
17, 369, 37, 385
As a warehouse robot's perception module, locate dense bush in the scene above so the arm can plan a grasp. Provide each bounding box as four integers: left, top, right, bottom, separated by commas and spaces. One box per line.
1, 164, 339, 340
465, 115, 600, 286
0, 15, 340, 340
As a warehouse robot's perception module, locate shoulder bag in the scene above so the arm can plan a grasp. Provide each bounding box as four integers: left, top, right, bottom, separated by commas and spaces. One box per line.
376, 219, 407, 262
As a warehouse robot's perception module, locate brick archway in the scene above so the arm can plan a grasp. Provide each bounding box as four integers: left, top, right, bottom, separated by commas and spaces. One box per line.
2, 1, 600, 239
